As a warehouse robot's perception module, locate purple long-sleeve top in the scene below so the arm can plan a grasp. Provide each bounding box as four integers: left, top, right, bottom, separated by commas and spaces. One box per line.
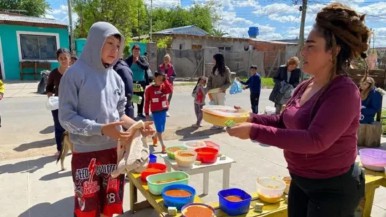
250, 76, 360, 179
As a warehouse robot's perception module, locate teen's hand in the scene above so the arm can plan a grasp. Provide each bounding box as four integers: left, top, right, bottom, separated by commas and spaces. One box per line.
101, 121, 131, 140
141, 121, 155, 137
226, 123, 252, 139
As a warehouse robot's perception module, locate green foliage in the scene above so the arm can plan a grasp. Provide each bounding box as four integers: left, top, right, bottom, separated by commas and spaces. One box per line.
0, 0, 49, 17
72, 0, 148, 38
151, 1, 220, 33
157, 36, 173, 49
211, 29, 228, 37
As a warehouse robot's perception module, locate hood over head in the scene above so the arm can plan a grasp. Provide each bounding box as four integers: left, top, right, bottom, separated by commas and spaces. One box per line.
80, 22, 125, 70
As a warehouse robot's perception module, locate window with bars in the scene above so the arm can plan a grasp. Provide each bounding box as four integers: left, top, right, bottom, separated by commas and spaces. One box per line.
19, 34, 57, 60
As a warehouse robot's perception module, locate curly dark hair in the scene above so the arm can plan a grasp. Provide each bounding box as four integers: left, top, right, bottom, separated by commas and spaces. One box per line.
315, 3, 371, 77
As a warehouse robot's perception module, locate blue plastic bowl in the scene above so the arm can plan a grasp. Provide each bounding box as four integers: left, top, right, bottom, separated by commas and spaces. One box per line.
162, 184, 196, 210
218, 188, 252, 216
149, 154, 157, 163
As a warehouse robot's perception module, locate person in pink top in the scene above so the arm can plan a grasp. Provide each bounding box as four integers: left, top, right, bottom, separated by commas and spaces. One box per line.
159, 54, 176, 117
227, 3, 370, 217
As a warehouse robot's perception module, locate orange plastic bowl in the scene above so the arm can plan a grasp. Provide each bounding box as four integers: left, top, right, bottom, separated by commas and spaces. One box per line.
141, 163, 167, 182
195, 147, 219, 164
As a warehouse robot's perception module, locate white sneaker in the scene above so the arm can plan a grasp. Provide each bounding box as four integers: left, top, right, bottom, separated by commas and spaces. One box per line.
166, 112, 171, 117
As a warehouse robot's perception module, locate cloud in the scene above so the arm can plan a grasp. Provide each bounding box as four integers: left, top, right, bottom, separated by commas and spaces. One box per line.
268, 14, 300, 23
253, 3, 299, 16
44, 4, 78, 28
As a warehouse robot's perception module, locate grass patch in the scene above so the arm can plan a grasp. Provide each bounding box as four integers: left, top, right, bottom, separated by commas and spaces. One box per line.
239, 77, 274, 88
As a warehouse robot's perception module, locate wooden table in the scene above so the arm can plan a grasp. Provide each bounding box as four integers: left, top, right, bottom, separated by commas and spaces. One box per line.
161, 154, 235, 195
361, 169, 386, 217
127, 172, 203, 216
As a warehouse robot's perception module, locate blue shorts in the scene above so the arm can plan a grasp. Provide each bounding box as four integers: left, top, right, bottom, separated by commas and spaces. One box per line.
152, 110, 167, 133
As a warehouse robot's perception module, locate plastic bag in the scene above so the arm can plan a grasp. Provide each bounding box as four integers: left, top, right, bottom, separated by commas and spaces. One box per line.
46, 96, 59, 110
229, 80, 243, 94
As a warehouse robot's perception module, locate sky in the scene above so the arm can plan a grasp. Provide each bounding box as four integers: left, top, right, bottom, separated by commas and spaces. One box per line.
45, 0, 386, 47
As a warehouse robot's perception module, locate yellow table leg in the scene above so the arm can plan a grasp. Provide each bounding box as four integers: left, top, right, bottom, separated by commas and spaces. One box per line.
362, 183, 380, 217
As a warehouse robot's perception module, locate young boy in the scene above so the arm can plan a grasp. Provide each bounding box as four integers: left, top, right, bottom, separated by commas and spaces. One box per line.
59, 22, 154, 217
144, 71, 173, 153
240, 65, 261, 114
0, 79, 4, 127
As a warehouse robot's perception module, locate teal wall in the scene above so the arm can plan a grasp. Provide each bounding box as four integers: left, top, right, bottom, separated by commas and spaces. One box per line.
75, 38, 86, 57
0, 24, 69, 80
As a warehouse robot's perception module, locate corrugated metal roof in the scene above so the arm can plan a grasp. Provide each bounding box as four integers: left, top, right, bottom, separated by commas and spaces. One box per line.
155, 25, 208, 36
0, 13, 67, 27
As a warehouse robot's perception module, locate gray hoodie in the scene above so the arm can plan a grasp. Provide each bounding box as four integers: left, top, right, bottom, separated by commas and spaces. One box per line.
59, 22, 126, 153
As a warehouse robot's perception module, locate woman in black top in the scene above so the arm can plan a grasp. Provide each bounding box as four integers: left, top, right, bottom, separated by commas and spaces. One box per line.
46, 48, 71, 156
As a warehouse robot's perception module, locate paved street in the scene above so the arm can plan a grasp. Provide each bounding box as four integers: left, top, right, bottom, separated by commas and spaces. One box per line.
0, 81, 385, 217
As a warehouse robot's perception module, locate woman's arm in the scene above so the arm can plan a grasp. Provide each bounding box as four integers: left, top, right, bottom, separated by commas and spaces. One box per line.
250, 83, 360, 154
46, 69, 56, 97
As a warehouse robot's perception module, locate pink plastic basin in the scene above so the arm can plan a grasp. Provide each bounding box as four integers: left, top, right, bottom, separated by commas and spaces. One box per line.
359, 148, 386, 171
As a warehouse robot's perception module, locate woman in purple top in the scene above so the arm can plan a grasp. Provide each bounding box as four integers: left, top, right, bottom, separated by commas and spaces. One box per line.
227, 3, 370, 216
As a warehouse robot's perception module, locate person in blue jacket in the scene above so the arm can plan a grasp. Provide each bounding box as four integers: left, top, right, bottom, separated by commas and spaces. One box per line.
239, 65, 261, 114
114, 58, 134, 119
359, 77, 383, 124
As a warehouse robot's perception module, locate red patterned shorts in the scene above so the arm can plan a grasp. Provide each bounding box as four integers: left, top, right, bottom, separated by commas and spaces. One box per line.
71, 148, 124, 217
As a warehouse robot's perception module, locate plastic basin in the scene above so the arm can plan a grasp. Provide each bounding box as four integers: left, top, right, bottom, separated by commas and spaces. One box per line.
146, 171, 189, 195
202, 105, 249, 127
359, 148, 386, 171
149, 154, 157, 163
166, 146, 187, 160
256, 177, 286, 203
183, 141, 207, 150
218, 188, 251, 216
161, 184, 196, 210
140, 163, 167, 182
195, 147, 218, 164
181, 203, 216, 217
175, 150, 197, 168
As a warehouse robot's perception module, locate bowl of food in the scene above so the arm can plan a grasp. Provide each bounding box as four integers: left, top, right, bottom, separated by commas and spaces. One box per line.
181, 203, 215, 217
166, 146, 188, 160
175, 150, 197, 168
256, 177, 286, 203
202, 105, 249, 127
359, 148, 386, 171
195, 147, 218, 164
146, 171, 189, 195
162, 184, 196, 210
218, 188, 252, 216
140, 163, 167, 182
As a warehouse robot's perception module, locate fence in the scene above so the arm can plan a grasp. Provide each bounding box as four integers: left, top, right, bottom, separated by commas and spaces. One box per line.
155, 48, 295, 79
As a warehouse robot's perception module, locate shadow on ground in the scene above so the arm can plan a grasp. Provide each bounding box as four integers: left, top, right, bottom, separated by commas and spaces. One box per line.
175, 126, 224, 140
39, 126, 54, 134
40, 170, 72, 181
14, 138, 55, 152
18, 196, 73, 217
0, 155, 54, 174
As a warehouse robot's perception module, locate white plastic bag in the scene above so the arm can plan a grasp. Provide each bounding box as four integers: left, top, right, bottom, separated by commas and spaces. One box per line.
46, 96, 59, 111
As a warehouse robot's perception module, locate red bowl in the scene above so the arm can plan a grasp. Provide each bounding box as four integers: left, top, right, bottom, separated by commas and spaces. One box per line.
195, 147, 219, 164
141, 163, 167, 182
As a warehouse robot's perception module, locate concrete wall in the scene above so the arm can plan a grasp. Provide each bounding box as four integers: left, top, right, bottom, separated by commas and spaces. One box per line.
0, 24, 69, 80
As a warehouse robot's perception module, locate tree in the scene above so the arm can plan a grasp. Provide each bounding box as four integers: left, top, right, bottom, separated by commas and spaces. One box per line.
72, 0, 148, 40
211, 29, 228, 37
151, 2, 220, 33
0, 0, 49, 17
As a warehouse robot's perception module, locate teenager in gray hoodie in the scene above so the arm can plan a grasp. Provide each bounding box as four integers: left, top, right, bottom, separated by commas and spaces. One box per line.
59, 22, 154, 217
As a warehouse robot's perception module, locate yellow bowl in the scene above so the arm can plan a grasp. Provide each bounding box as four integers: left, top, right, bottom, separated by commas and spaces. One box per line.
202, 106, 249, 127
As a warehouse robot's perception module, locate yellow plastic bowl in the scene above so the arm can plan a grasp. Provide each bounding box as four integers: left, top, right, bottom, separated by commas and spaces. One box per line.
202, 105, 249, 127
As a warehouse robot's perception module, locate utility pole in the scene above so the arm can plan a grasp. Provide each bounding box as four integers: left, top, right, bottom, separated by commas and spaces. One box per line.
298, 0, 307, 79
150, 0, 153, 42
67, 0, 75, 54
